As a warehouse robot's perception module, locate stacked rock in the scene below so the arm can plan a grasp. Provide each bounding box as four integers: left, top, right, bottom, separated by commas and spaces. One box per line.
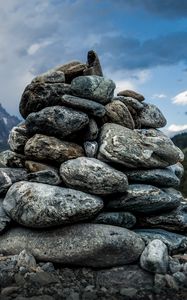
0, 50, 186, 278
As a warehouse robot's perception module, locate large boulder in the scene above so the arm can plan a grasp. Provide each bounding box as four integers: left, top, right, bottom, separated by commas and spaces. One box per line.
60, 157, 128, 195
0, 224, 145, 267
3, 181, 103, 228
98, 123, 183, 169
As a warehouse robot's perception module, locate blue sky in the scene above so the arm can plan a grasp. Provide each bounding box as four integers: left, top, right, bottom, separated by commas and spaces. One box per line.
0, 0, 187, 136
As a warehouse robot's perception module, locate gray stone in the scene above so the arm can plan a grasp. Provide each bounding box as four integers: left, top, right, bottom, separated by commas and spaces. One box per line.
117, 89, 145, 101
25, 160, 57, 173
32, 70, 65, 84
84, 141, 98, 158
17, 250, 37, 270
83, 50, 103, 76
98, 124, 183, 169
8, 124, 29, 154
169, 163, 184, 179
0, 150, 25, 168
27, 170, 61, 185
0, 200, 11, 233
126, 167, 180, 187
57, 61, 87, 83
134, 228, 187, 254
19, 82, 71, 119
24, 134, 84, 164
3, 181, 103, 228
84, 119, 98, 141
113, 96, 144, 112
137, 103, 167, 128
140, 239, 169, 274
0, 224, 145, 267
0, 168, 28, 194
60, 157, 128, 195
71, 75, 115, 104
105, 100, 135, 129
169, 258, 181, 274
173, 271, 187, 286
25, 106, 89, 138
92, 212, 136, 228
61, 94, 106, 117
106, 185, 181, 214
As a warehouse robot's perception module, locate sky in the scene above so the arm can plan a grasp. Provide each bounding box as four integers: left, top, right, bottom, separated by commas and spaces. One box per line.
0, 0, 187, 136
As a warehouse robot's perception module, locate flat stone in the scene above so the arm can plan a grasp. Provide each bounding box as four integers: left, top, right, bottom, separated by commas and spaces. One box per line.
61, 94, 106, 117
3, 181, 103, 228
137, 103, 167, 128
92, 212, 136, 228
105, 100, 135, 129
117, 90, 145, 101
8, 124, 29, 154
19, 82, 71, 119
27, 170, 61, 185
0, 150, 25, 168
71, 75, 115, 104
140, 239, 169, 274
98, 124, 183, 169
0, 168, 28, 194
57, 61, 87, 83
24, 134, 84, 164
126, 167, 180, 187
25, 106, 89, 138
84, 141, 98, 158
83, 50, 103, 76
134, 228, 187, 254
113, 96, 144, 112
32, 70, 65, 84
0, 224, 145, 267
25, 161, 57, 173
106, 185, 181, 214
60, 157, 128, 195
84, 118, 98, 141
0, 200, 11, 233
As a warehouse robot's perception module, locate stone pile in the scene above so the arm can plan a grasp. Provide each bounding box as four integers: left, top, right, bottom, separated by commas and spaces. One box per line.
0, 51, 187, 295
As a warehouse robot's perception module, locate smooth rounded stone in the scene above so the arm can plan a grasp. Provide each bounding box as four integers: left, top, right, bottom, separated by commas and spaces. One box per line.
8, 125, 29, 154
27, 170, 61, 185
24, 134, 84, 164
113, 96, 144, 112
0, 168, 28, 194
138, 204, 187, 232
126, 167, 181, 187
117, 90, 145, 101
169, 163, 184, 179
0, 224, 145, 267
0, 150, 25, 168
32, 70, 65, 84
84, 118, 98, 141
61, 94, 106, 117
106, 185, 181, 214
60, 157, 128, 195
57, 61, 87, 83
0, 200, 11, 233
92, 212, 136, 228
140, 239, 169, 274
25, 106, 89, 138
134, 228, 187, 254
97, 124, 183, 169
83, 50, 103, 76
70, 75, 115, 104
25, 160, 57, 173
105, 100, 135, 129
19, 82, 71, 119
137, 103, 167, 128
3, 181, 103, 228
84, 141, 98, 158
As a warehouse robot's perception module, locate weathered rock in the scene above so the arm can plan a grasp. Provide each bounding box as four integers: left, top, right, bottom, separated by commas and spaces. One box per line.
60, 157, 128, 195
25, 106, 89, 138
61, 94, 105, 117
84, 118, 98, 141
25, 161, 57, 173
3, 181, 103, 228
137, 103, 167, 128
19, 82, 71, 119
0, 168, 27, 194
57, 61, 87, 83
169, 257, 181, 274
8, 124, 29, 154
17, 250, 37, 270
169, 163, 184, 179
98, 124, 183, 169
0, 224, 145, 267
83, 50, 103, 76
139, 204, 187, 232
126, 167, 181, 187
92, 212, 136, 228
84, 141, 98, 158
0, 150, 25, 168
134, 228, 187, 254
71, 75, 115, 104
24, 134, 84, 164
140, 239, 169, 274
113, 96, 144, 112
27, 170, 61, 185
0, 200, 11, 233
105, 100, 135, 129
32, 70, 65, 84
117, 90, 145, 101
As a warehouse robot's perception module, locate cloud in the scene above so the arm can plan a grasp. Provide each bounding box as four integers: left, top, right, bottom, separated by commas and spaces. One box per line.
167, 124, 187, 133
152, 94, 167, 99
172, 91, 187, 105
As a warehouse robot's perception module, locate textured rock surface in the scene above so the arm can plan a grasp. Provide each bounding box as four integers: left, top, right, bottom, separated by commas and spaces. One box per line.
71, 75, 115, 104
57, 61, 87, 83
24, 134, 84, 164
113, 96, 144, 112
32, 70, 65, 84
98, 124, 183, 168
92, 212, 136, 228
84, 118, 98, 141
0, 168, 27, 194
25, 160, 57, 173
169, 163, 184, 179
0, 150, 25, 168
83, 50, 103, 76
140, 239, 169, 274
105, 100, 135, 129
0, 224, 145, 267
60, 157, 128, 195
27, 170, 61, 185
138, 103, 167, 128
106, 185, 181, 214
3, 181, 103, 228
84, 141, 98, 158
8, 124, 29, 154
117, 90, 145, 101
0, 200, 11, 233
25, 106, 89, 138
